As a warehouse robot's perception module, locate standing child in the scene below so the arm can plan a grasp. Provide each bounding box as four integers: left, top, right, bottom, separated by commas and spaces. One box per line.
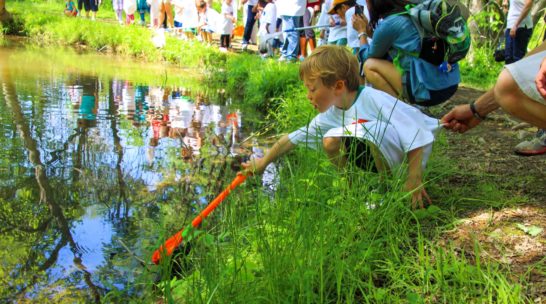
113, 0, 124, 23
243, 45, 441, 208
65, 0, 78, 16
137, 0, 149, 25
257, 0, 279, 58
124, 0, 137, 24
220, 0, 236, 51
147, 0, 161, 28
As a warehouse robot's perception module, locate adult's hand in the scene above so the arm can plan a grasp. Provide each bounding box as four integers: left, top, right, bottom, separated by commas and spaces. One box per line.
351, 13, 368, 33
441, 104, 482, 133
510, 27, 517, 38
535, 56, 546, 100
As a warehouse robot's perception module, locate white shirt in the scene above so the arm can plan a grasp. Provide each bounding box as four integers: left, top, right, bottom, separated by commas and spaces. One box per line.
276, 0, 306, 17
506, 0, 533, 29
180, 0, 199, 28
258, 3, 277, 35
220, 2, 235, 34
288, 87, 441, 169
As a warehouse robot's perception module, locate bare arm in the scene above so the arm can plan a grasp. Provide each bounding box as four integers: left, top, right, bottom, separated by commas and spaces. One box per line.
405, 147, 431, 209
242, 134, 296, 175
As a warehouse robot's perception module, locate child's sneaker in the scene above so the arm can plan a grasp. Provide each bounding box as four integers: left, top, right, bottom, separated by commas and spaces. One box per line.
514, 129, 546, 156
242, 43, 248, 51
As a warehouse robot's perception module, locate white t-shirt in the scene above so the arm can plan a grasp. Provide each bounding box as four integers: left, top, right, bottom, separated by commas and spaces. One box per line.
220, 2, 235, 34
328, 14, 346, 42
506, 0, 533, 29
346, 5, 372, 48
172, 0, 184, 23
258, 3, 277, 35
180, 0, 199, 28
288, 87, 441, 169
276, 0, 306, 17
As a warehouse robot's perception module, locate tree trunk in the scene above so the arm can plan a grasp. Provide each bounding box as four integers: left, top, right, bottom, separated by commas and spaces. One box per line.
0, 0, 12, 25
531, 0, 546, 27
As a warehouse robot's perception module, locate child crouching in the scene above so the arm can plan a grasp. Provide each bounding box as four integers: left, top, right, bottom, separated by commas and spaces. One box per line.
243, 45, 441, 208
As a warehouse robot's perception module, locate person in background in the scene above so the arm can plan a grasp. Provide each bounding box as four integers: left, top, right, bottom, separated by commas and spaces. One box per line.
159, 0, 174, 28
220, 0, 236, 51
172, 0, 185, 36
147, 0, 161, 27
197, 0, 219, 44
503, 0, 533, 64
257, 0, 280, 58
241, 0, 259, 50
124, 0, 137, 24
352, 0, 459, 107
299, 0, 319, 60
78, 0, 99, 20
442, 42, 546, 156
340, 0, 370, 54
326, 0, 347, 46
113, 0, 124, 23
137, 0, 149, 25
277, 0, 307, 62
65, 0, 78, 16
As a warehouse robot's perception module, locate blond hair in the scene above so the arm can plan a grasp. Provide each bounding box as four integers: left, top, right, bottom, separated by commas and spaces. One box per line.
299, 45, 360, 91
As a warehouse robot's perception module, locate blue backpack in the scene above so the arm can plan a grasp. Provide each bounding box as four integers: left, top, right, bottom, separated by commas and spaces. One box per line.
404, 0, 471, 66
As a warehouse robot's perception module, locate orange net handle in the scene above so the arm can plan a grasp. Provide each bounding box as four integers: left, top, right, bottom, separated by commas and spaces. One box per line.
152, 173, 247, 264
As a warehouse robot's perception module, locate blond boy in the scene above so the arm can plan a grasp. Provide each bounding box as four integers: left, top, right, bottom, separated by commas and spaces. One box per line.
243, 45, 442, 208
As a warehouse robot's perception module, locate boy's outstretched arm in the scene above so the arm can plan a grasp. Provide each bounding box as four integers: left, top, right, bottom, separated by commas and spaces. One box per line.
405, 147, 431, 209
242, 134, 296, 175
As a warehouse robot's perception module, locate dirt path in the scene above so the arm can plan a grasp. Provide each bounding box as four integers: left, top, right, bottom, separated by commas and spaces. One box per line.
433, 87, 545, 301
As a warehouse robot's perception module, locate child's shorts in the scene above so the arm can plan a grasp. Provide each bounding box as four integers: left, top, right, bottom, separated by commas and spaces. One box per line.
174, 21, 183, 28
344, 137, 377, 172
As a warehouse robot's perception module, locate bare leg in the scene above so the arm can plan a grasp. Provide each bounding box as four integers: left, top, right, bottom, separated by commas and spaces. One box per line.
494, 69, 546, 129
323, 137, 347, 169
363, 58, 403, 99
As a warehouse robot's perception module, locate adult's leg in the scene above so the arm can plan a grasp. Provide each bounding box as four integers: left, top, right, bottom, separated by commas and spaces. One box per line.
363, 58, 403, 98
513, 27, 533, 62
281, 16, 301, 60
159, 2, 165, 28
242, 5, 256, 45
164, 2, 173, 28
494, 69, 546, 129
504, 28, 516, 64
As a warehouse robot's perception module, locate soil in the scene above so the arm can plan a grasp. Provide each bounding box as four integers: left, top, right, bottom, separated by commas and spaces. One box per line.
433, 87, 546, 302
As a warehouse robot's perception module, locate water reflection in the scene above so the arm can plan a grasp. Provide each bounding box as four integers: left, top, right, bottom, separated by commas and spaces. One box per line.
0, 50, 267, 302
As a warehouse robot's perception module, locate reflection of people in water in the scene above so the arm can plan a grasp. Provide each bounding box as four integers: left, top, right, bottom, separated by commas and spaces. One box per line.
77, 77, 99, 129
146, 86, 171, 164
134, 85, 149, 126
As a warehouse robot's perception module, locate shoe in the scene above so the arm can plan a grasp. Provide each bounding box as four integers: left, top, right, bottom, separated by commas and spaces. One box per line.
514, 129, 546, 156
242, 43, 248, 51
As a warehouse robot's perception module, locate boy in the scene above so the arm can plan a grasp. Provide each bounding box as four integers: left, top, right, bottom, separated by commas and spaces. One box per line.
243, 45, 441, 208
257, 0, 280, 58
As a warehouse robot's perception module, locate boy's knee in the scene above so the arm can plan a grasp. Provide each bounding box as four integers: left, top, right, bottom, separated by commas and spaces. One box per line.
322, 137, 342, 155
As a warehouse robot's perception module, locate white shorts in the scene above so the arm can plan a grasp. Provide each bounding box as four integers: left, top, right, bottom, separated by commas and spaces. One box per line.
505, 51, 546, 105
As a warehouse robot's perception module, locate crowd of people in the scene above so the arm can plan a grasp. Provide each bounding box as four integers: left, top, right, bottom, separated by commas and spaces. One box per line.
64, 0, 545, 208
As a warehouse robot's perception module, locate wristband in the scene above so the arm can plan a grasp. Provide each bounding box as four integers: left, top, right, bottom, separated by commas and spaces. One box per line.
469, 101, 486, 120
358, 32, 368, 39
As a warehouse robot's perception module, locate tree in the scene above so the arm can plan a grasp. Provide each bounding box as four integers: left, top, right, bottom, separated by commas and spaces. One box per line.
0, 0, 11, 24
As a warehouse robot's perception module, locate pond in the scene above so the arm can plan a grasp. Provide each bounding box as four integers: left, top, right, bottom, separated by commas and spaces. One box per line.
0, 45, 272, 302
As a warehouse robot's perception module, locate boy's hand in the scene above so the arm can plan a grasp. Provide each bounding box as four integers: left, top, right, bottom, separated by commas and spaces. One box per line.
405, 178, 432, 209
241, 157, 266, 176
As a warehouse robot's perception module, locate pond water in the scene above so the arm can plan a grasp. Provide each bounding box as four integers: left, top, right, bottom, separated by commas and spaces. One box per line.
0, 46, 271, 302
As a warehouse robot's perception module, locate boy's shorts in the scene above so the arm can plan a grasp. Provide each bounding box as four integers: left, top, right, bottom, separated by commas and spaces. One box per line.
505, 50, 546, 105
174, 21, 183, 28
344, 137, 377, 172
